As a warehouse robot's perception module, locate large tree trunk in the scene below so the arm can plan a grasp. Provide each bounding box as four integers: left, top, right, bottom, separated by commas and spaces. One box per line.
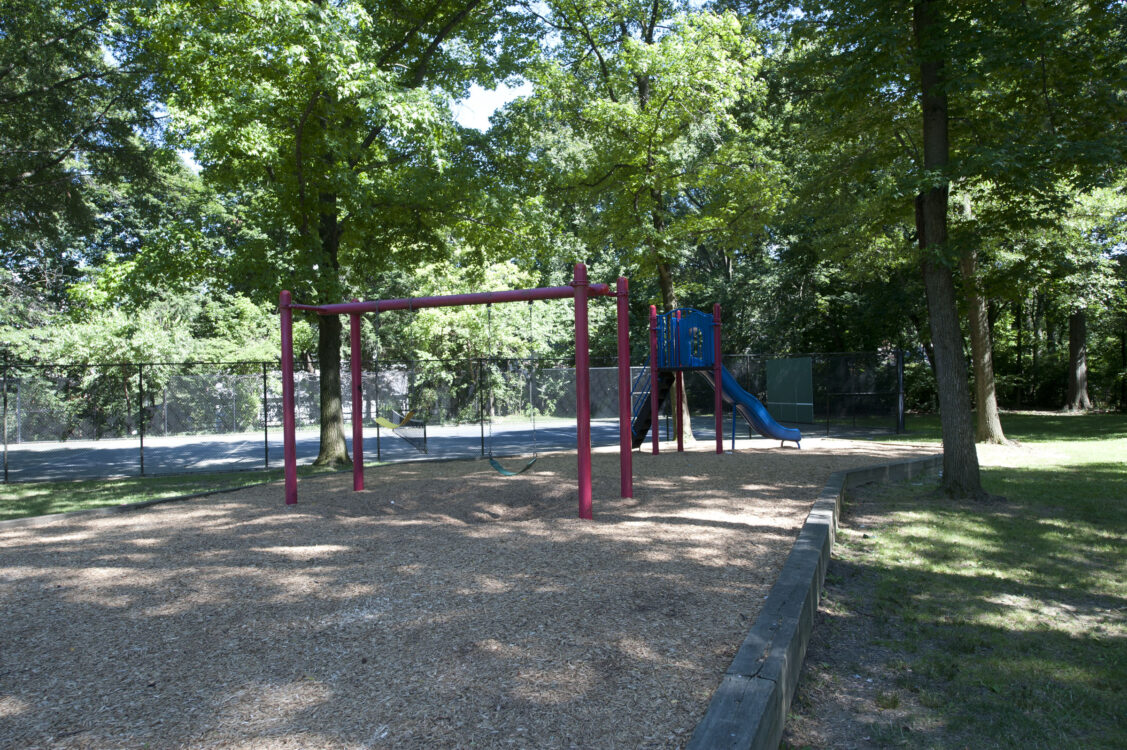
314, 313, 350, 465
914, 0, 983, 499
313, 194, 351, 466
1065, 309, 1092, 411
958, 248, 1008, 443
656, 260, 697, 444
1120, 328, 1126, 411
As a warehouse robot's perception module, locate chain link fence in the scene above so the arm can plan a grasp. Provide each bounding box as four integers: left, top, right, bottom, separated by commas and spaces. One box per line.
2, 351, 909, 482
715, 351, 907, 436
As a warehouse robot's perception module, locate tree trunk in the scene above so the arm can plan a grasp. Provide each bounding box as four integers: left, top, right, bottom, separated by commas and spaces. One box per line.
1032, 295, 1041, 403
314, 313, 350, 465
1120, 327, 1126, 411
1065, 309, 1092, 411
655, 260, 697, 443
914, 0, 983, 499
313, 193, 351, 466
1014, 299, 1023, 407
958, 248, 1008, 443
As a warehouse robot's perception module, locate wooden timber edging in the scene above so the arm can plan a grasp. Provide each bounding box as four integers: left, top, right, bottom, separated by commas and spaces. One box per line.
685, 453, 944, 750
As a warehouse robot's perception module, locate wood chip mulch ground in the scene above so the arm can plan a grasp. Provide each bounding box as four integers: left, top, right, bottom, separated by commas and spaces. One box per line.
0, 438, 933, 749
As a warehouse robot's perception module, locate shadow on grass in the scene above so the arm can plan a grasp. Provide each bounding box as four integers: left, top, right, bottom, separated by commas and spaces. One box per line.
847, 555, 1127, 748
785, 458, 1127, 749
896, 411, 1127, 444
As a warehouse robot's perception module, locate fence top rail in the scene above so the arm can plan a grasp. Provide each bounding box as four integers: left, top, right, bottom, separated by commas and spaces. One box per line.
725, 350, 905, 360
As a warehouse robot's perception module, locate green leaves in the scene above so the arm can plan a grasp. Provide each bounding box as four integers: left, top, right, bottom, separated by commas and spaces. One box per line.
500, 3, 781, 307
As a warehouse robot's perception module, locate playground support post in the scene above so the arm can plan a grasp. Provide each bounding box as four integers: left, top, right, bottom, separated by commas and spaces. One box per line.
349, 305, 364, 491
616, 277, 633, 499
262, 362, 269, 468
280, 290, 298, 505
573, 263, 593, 519
3, 352, 8, 483
650, 305, 659, 455
676, 371, 684, 452
138, 363, 145, 476
713, 303, 722, 454
674, 311, 684, 453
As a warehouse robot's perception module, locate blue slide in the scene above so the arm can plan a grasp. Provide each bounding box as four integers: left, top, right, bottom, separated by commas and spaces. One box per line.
699, 366, 802, 446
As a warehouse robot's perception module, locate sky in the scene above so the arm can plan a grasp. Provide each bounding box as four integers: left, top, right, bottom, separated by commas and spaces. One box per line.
452, 80, 533, 131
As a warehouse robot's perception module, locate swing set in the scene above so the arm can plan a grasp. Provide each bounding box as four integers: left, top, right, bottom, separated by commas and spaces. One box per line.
278, 263, 633, 519
483, 301, 540, 476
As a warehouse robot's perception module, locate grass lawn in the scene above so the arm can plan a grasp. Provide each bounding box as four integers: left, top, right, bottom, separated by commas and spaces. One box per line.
0, 464, 346, 522
784, 411, 1127, 749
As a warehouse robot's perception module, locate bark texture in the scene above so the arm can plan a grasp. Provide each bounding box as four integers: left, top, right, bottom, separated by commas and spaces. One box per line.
914, 0, 983, 498
959, 248, 1008, 443
312, 192, 351, 466
1065, 310, 1092, 411
314, 313, 351, 466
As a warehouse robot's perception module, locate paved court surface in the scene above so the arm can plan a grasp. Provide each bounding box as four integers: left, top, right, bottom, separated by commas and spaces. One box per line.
0, 419, 639, 482
0, 413, 843, 483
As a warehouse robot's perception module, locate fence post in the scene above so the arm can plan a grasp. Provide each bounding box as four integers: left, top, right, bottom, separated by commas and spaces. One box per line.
263, 361, 270, 468
138, 363, 145, 476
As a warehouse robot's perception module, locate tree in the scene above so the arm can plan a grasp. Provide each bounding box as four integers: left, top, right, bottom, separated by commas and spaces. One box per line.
1, 0, 161, 303
779, 0, 1127, 495
496, 3, 781, 440
142, 0, 537, 465
1052, 188, 1125, 410
511, 4, 778, 312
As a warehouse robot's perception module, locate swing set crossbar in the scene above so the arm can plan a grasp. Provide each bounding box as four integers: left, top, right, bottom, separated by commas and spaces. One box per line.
278, 263, 633, 519
290, 283, 613, 316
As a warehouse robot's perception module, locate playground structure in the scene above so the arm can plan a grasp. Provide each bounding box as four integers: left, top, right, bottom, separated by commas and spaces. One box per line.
278, 263, 632, 519
630, 305, 802, 452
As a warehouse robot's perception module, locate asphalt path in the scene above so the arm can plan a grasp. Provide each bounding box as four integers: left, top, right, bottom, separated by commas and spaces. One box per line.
1, 418, 635, 482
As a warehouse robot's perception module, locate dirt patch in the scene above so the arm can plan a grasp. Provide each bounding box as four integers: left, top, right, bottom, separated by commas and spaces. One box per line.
0, 438, 932, 749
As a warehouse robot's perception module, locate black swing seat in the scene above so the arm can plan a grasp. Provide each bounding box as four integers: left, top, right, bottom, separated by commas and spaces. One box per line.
488, 455, 538, 476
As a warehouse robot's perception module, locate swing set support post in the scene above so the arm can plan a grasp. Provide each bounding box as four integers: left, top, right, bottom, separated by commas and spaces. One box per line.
675, 311, 684, 454
573, 264, 593, 519
349, 306, 364, 491
649, 305, 659, 455
280, 263, 629, 519
616, 277, 632, 499
280, 290, 298, 505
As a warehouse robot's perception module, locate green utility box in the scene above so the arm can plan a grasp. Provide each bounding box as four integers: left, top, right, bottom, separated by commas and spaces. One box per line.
766, 357, 814, 423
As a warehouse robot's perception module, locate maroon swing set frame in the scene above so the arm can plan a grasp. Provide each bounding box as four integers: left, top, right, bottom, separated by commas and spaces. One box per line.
278, 263, 633, 519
